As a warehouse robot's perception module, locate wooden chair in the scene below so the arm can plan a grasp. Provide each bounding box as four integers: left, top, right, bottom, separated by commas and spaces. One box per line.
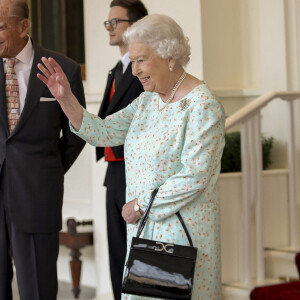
59, 218, 93, 299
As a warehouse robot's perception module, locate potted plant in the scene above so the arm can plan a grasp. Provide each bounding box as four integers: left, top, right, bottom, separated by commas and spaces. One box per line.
221, 131, 274, 173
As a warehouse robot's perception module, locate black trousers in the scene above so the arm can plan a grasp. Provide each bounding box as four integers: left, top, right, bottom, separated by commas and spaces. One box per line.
0, 168, 59, 300
104, 161, 127, 300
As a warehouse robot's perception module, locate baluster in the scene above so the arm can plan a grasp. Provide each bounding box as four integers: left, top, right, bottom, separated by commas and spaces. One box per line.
241, 120, 252, 284
286, 100, 298, 249
253, 113, 264, 282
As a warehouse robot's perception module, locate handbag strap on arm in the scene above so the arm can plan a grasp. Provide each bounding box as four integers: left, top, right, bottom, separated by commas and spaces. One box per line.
136, 188, 194, 247
176, 211, 194, 247
136, 188, 159, 237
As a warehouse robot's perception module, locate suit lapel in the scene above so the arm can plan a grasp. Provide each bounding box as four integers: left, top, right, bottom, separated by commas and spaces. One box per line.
106, 62, 136, 115
98, 68, 114, 118
12, 43, 47, 136
0, 59, 9, 135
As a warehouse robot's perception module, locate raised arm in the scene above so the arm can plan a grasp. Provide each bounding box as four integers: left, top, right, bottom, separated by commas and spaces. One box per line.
37, 57, 83, 130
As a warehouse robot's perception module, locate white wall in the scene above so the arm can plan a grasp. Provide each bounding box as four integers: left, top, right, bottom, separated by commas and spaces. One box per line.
59, 100, 107, 290
83, 0, 203, 96
258, 0, 289, 168
201, 0, 261, 90
201, 0, 299, 170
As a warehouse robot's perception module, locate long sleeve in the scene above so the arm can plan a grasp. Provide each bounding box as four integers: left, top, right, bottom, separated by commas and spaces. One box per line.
139, 98, 225, 222
70, 95, 141, 147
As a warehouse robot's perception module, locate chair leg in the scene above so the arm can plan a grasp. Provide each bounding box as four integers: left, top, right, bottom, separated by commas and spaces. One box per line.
69, 249, 82, 299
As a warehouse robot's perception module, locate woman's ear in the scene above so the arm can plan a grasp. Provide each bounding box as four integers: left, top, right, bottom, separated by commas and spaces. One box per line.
168, 57, 176, 71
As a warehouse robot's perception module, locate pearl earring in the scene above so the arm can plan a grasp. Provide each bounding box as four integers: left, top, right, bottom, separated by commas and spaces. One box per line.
169, 66, 173, 72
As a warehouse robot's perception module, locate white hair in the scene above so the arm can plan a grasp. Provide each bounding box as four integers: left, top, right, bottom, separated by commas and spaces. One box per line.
123, 14, 191, 67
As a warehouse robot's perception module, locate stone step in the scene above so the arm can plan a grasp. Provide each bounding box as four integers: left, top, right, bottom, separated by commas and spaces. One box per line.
222, 247, 300, 299
222, 278, 285, 300
264, 247, 299, 280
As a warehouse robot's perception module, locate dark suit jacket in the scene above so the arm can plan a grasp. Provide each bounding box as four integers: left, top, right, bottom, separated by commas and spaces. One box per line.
96, 61, 144, 161
0, 41, 86, 233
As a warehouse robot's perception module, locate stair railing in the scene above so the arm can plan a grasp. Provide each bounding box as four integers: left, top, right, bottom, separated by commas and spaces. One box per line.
225, 91, 300, 284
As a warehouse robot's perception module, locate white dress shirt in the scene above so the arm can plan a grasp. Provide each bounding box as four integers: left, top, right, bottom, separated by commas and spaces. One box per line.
120, 52, 130, 74
3, 37, 34, 112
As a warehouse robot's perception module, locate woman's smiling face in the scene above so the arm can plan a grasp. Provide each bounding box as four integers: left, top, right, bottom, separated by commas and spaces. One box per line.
129, 42, 171, 95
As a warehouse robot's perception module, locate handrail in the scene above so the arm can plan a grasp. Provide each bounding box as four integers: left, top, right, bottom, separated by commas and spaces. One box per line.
225, 91, 300, 130
222, 90, 300, 284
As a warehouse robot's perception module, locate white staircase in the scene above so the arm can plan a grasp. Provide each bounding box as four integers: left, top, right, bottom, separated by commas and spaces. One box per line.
220, 91, 300, 298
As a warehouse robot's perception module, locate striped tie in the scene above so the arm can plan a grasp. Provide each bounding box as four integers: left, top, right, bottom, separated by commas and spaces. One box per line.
5, 58, 20, 133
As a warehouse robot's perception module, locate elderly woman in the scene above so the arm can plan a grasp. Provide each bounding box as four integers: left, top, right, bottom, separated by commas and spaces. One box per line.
37, 14, 225, 300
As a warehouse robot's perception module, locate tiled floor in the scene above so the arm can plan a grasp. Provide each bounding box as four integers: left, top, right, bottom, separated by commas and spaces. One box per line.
12, 277, 96, 300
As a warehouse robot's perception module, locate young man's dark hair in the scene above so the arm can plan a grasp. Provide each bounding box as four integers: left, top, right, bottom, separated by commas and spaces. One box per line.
110, 0, 148, 22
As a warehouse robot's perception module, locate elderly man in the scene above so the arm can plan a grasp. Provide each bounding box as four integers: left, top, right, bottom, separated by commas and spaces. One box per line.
0, 1, 86, 299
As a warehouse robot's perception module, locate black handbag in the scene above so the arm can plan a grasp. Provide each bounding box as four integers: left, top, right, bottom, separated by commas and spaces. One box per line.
122, 189, 198, 299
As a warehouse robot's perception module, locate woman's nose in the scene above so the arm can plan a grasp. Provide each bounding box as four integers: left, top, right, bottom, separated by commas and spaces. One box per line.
132, 63, 139, 76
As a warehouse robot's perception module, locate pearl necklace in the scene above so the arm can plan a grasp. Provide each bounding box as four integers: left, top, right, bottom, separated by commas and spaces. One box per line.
157, 71, 187, 112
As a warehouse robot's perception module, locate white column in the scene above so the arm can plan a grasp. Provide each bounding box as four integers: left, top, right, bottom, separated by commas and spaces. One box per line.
286, 101, 298, 249
284, 0, 300, 89
284, 0, 300, 222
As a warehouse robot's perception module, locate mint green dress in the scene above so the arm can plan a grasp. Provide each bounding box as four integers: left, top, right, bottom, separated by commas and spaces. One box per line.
71, 83, 225, 299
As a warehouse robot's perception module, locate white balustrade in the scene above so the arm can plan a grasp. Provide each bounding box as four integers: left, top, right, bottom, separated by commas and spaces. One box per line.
225, 91, 300, 284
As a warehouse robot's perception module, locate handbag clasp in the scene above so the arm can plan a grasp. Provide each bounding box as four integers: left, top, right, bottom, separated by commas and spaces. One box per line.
155, 242, 174, 253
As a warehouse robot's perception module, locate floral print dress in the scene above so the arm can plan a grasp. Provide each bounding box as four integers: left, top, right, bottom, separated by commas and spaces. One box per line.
71, 83, 225, 299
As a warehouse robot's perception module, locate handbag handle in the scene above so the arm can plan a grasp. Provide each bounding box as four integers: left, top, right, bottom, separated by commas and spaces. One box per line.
136, 188, 194, 247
